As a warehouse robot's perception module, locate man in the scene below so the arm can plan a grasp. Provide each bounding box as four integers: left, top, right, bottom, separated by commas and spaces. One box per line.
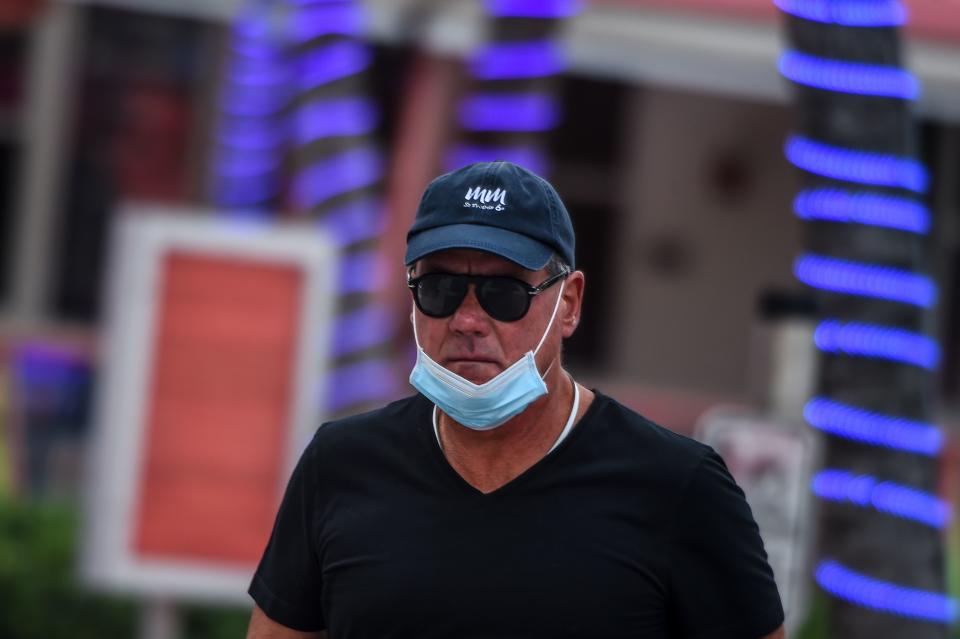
247, 161, 785, 638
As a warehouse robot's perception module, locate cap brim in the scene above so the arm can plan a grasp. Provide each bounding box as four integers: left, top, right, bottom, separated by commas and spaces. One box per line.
405, 223, 553, 270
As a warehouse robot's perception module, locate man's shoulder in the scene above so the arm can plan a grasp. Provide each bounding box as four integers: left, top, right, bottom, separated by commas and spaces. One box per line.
284, 395, 432, 494
589, 391, 712, 469
317, 394, 429, 438
313, 393, 429, 441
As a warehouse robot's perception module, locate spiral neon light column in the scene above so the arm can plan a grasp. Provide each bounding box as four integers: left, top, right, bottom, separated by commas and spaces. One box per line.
215, 0, 399, 417
776, 0, 952, 636
287, 0, 398, 416
447, 0, 581, 174
211, 0, 292, 214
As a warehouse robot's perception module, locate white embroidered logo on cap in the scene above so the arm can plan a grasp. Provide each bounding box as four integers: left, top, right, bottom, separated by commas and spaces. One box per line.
464, 187, 507, 212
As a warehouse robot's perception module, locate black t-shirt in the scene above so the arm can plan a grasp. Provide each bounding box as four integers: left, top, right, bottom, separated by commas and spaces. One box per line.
250, 392, 784, 638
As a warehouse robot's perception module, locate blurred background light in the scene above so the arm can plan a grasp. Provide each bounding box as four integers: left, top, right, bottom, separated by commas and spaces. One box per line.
812, 470, 951, 528
804, 398, 943, 456
459, 93, 561, 132
290, 3, 363, 43
231, 38, 284, 61
331, 305, 396, 358
793, 189, 931, 234
325, 359, 402, 414
484, 0, 581, 19
794, 254, 937, 308
779, 50, 920, 99
213, 153, 282, 178
772, 0, 907, 27
211, 178, 281, 208
816, 561, 958, 623
220, 87, 290, 117
212, 4, 292, 214
469, 41, 567, 80
298, 41, 373, 90
292, 146, 383, 209
813, 320, 941, 370
337, 250, 387, 295
785, 135, 930, 193
228, 64, 291, 88
317, 197, 386, 248
217, 121, 288, 151
294, 98, 379, 142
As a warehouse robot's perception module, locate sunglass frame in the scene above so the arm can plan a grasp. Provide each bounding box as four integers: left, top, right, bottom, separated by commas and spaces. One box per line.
407, 269, 569, 322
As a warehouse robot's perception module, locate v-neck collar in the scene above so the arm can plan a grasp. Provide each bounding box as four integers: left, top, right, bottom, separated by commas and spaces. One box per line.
417, 390, 606, 498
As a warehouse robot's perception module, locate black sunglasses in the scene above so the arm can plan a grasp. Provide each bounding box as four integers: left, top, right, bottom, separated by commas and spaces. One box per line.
407, 270, 569, 322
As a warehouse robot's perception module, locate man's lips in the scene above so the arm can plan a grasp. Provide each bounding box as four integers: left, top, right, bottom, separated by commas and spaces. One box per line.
442, 357, 501, 367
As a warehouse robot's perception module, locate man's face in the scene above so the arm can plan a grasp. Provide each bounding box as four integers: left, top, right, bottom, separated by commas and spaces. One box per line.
411, 248, 581, 385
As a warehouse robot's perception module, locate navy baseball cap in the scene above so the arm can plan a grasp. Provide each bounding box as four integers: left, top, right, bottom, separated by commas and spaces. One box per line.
404, 161, 575, 270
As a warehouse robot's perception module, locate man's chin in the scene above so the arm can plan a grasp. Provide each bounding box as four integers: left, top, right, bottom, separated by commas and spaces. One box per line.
445, 360, 502, 383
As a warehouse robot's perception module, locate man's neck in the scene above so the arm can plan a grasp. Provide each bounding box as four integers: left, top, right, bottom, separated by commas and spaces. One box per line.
437, 369, 594, 493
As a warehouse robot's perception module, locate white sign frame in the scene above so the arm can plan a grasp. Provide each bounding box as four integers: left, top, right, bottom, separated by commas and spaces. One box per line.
81, 207, 338, 605
696, 406, 821, 635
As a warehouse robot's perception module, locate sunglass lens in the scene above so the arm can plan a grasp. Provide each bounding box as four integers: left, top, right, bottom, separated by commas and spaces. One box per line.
417, 274, 468, 317
478, 278, 529, 322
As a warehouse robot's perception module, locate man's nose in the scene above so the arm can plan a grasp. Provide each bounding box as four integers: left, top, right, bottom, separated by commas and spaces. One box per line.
448, 285, 490, 334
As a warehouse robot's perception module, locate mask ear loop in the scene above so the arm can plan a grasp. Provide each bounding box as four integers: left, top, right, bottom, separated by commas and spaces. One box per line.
533, 280, 566, 380
410, 306, 422, 349
534, 279, 565, 356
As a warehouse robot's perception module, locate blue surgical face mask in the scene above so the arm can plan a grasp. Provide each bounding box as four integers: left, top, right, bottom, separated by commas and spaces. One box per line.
409, 280, 565, 431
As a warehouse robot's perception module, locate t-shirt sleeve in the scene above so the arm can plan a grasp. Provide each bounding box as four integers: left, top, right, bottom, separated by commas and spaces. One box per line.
248, 435, 326, 632
666, 448, 785, 639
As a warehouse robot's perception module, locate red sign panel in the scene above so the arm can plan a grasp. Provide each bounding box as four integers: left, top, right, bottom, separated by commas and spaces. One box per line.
133, 252, 304, 565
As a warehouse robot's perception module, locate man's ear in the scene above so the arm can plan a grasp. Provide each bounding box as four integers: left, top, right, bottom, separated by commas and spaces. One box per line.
560, 271, 585, 339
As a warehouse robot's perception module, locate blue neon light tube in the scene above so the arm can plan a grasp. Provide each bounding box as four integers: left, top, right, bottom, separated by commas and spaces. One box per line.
220, 87, 289, 117
794, 254, 937, 308
773, 0, 907, 27
485, 0, 580, 18
218, 121, 287, 151
337, 250, 386, 295
804, 398, 943, 456
228, 61, 291, 88
292, 146, 383, 209
298, 41, 372, 90
325, 359, 401, 413
231, 38, 285, 61
785, 135, 929, 193
793, 188, 930, 234
814, 320, 941, 370
318, 197, 385, 248
816, 561, 957, 623
459, 93, 560, 132
295, 98, 378, 142
213, 153, 281, 178
331, 305, 395, 358
470, 41, 566, 80
812, 470, 951, 528
212, 179, 279, 207
780, 50, 919, 100
291, 4, 363, 43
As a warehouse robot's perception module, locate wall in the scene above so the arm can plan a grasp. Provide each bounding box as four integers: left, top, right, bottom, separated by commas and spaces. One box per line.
610, 87, 803, 396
